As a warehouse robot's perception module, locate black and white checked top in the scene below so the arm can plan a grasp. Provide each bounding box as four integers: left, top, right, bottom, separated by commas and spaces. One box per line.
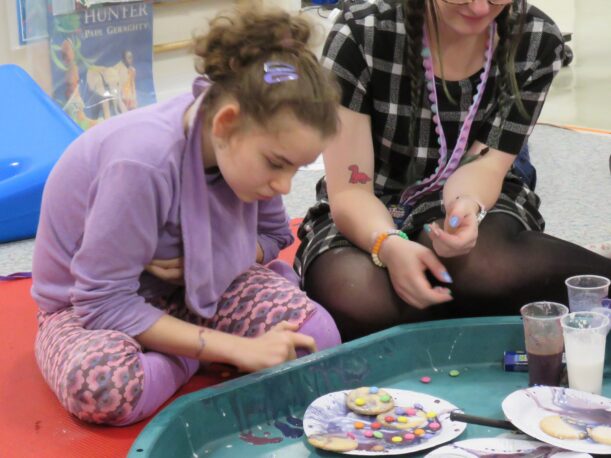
294, 0, 564, 277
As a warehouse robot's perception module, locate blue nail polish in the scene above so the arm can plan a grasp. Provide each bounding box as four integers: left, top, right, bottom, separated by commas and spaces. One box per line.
442, 271, 453, 283
450, 216, 460, 228
424, 224, 432, 233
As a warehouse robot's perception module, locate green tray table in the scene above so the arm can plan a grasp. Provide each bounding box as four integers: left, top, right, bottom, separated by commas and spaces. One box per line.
128, 316, 611, 457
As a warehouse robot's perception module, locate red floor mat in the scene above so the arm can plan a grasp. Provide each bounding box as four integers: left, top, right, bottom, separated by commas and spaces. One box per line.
0, 219, 301, 457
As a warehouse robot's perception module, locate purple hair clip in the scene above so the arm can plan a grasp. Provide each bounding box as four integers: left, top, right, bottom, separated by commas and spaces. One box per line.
263, 61, 298, 85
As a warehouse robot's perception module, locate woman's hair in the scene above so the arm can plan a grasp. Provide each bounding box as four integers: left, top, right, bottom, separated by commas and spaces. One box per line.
193, 4, 340, 139
402, 0, 527, 153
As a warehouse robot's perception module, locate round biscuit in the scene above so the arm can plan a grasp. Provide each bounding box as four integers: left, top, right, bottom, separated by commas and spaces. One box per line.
307, 434, 359, 452
345, 387, 395, 416
539, 415, 586, 440
375, 411, 427, 430
589, 425, 611, 445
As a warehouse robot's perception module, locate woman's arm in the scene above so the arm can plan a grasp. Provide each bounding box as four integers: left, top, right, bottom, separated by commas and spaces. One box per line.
324, 107, 452, 308
443, 141, 515, 212
428, 19, 564, 256
325, 107, 396, 249
424, 143, 515, 258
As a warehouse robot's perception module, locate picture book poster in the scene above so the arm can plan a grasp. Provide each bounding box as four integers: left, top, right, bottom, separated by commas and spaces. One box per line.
16, 0, 48, 45
47, 0, 156, 130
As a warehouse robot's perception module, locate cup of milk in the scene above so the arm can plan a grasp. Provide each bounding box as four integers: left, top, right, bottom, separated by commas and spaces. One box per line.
561, 311, 610, 395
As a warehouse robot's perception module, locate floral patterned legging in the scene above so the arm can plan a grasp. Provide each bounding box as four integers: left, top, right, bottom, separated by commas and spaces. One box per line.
35, 263, 339, 425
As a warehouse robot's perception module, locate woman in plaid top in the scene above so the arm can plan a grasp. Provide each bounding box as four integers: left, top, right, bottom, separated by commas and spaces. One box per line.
295, 0, 611, 340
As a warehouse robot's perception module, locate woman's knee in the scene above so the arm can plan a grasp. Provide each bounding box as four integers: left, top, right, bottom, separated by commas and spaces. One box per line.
304, 248, 388, 306
303, 248, 408, 339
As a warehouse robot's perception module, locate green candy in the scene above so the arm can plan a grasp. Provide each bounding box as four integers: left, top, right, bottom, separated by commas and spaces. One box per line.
449, 369, 460, 377
380, 394, 391, 402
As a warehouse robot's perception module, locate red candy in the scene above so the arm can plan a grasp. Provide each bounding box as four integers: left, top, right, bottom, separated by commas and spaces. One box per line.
429, 421, 441, 430
371, 422, 382, 430
385, 415, 395, 423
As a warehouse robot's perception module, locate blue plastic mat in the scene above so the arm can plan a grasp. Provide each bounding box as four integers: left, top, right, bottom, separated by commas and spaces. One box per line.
0, 64, 82, 243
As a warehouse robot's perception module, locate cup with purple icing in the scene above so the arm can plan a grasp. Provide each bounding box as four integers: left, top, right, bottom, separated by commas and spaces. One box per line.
520, 301, 569, 387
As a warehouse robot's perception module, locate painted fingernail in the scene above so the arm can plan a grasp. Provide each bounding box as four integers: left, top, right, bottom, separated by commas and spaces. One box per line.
434, 286, 452, 296
442, 271, 453, 283
424, 224, 432, 233
449, 216, 460, 228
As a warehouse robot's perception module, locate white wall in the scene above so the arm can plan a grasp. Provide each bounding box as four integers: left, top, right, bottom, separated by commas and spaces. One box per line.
529, 0, 575, 34
3, 0, 608, 128
152, 0, 234, 100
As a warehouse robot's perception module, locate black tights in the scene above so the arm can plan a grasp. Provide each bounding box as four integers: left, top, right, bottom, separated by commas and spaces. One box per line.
304, 214, 611, 341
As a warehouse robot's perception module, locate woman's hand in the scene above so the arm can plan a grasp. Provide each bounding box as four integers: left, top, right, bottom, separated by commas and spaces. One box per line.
379, 236, 453, 309
425, 197, 481, 258
145, 257, 184, 285
230, 321, 317, 373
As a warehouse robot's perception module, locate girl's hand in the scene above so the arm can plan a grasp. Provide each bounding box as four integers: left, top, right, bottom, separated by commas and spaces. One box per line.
256, 242, 264, 263
380, 236, 453, 309
425, 198, 480, 258
231, 321, 317, 373
145, 257, 184, 285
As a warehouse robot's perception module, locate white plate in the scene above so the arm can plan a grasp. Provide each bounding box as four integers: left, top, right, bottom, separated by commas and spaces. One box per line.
425, 437, 592, 457
502, 386, 611, 454
303, 388, 466, 455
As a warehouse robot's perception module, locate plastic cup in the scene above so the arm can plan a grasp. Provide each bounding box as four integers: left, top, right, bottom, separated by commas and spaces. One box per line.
520, 302, 568, 387
565, 275, 610, 312
561, 311, 609, 395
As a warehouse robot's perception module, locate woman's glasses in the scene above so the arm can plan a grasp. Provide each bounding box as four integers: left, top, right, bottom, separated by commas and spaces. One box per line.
441, 0, 513, 5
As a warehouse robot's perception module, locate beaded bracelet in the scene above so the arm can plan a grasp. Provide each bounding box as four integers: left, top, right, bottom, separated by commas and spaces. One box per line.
371, 229, 409, 268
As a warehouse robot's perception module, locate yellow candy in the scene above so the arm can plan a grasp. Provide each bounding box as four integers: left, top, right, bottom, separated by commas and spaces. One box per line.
426, 411, 437, 419
391, 436, 403, 443
397, 416, 408, 423
355, 398, 366, 406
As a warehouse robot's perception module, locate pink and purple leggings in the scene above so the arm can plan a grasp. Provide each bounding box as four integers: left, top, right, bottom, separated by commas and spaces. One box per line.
35, 262, 340, 425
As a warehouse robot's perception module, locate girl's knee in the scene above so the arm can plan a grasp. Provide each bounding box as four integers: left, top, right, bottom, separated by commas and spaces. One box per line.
299, 302, 342, 351
61, 339, 145, 425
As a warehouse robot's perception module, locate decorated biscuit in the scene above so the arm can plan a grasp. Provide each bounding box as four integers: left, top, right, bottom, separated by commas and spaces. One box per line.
307, 433, 359, 452
589, 425, 611, 445
375, 410, 427, 430
346, 386, 395, 416
539, 415, 587, 440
